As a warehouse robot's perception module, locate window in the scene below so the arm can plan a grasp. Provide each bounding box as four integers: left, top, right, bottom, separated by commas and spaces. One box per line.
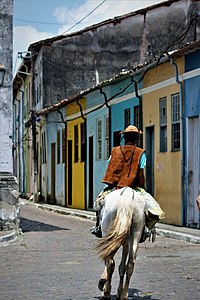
41, 131, 46, 164
134, 105, 141, 130
104, 115, 109, 159
57, 130, 60, 164
74, 125, 78, 162
171, 93, 180, 151
97, 119, 102, 160
81, 123, 86, 162
160, 97, 167, 152
62, 128, 66, 163
124, 108, 130, 129
134, 105, 142, 147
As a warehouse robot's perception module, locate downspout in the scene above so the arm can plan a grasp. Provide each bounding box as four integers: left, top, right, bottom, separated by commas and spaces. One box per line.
170, 58, 185, 226
99, 87, 111, 153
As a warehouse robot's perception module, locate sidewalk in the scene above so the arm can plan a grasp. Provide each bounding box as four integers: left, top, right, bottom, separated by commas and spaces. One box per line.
1, 199, 200, 244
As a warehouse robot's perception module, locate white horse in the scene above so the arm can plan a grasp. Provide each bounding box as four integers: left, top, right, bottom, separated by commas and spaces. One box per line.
96, 187, 164, 300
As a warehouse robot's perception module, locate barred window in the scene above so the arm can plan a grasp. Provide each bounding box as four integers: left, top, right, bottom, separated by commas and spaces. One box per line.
171, 93, 180, 151
104, 115, 109, 160
97, 119, 102, 160
160, 97, 167, 152
134, 105, 141, 130
134, 105, 142, 148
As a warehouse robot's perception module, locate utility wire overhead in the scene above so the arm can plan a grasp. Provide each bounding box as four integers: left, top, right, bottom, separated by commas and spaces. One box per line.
14, 0, 107, 32
61, 0, 107, 34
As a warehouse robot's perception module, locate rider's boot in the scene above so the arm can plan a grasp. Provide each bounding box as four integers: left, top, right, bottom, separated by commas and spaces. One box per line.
91, 211, 102, 238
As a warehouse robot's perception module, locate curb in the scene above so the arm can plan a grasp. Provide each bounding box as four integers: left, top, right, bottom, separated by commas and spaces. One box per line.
21, 199, 200, 244
0, 230, 17, 244
156, 228, 200, 244
34, 203, 96, 221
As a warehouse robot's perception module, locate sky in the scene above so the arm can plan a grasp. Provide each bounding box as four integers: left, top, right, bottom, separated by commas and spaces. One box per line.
13, 0, 166, 74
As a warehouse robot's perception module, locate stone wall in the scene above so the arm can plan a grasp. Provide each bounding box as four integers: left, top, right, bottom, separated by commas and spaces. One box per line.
0, 0, 19, 231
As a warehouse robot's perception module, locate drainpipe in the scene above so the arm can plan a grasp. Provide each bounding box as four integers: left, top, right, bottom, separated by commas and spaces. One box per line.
99, 87, 111, 153
170, 58, 185, 225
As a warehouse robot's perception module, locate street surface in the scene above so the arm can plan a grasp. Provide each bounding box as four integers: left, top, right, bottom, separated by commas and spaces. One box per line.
0, 202, 200, 300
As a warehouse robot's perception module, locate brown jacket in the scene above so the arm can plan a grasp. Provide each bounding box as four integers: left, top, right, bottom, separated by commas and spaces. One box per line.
102, 145, 144, 188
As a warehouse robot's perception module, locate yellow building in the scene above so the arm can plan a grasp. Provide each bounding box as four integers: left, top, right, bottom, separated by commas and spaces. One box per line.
66, 98, 86, 209
143, 57, 184, 225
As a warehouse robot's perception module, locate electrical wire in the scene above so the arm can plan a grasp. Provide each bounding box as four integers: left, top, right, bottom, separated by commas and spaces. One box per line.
14, 1, 107, 33
14, 18, 62, 25
61, 0, 107, 34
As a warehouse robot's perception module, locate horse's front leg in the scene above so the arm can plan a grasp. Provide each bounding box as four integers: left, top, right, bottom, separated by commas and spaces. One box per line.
100, 258, 115, 299
116, 241, 128, 299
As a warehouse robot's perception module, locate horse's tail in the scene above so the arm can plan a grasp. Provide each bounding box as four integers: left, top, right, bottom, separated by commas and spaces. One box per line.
96, 188, 135, 261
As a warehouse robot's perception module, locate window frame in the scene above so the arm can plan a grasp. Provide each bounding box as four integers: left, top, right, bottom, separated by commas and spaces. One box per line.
104, 115, 109, 160
171, 93, 181, 151
97, 119, 102, 160
159, 97, 167, 152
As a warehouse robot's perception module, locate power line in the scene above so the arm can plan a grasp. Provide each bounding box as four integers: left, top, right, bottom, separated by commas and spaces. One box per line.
14, 18, 62, 25
61, 0, 107, 34
14, 0, 107, 31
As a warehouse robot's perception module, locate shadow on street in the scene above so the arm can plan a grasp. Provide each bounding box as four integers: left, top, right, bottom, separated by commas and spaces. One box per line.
20, 217, 70, 232
95, 288, 159, 299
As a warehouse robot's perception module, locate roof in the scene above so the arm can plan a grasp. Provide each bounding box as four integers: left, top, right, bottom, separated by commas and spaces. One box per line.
13, 59, 31, 97
28, 0, 180, 53
38, 39, 200, 116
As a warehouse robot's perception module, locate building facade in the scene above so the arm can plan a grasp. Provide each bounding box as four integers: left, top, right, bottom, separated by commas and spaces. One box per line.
0, 0, 19, 231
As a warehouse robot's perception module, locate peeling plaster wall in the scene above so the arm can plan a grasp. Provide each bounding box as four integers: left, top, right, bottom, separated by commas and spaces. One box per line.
31, 0, 200, 108
0, 0, 19, 231
0, 0, 13, 173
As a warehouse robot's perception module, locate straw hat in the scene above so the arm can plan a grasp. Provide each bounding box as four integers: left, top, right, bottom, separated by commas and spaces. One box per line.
120, 125, 142, 134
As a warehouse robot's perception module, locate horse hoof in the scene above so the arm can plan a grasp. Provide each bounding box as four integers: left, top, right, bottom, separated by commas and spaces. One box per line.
98, 278, 106, 291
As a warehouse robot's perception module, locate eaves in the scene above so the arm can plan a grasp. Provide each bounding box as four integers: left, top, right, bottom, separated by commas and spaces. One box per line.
29, 0, 180, 53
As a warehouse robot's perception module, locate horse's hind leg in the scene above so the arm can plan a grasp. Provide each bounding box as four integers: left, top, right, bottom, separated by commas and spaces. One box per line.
116, 242, 128, 299
121, 234, 141, 300
101, 258, 115, 299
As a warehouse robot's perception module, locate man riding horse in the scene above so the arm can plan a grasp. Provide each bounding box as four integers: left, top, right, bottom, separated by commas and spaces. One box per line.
91, 125, 164, 241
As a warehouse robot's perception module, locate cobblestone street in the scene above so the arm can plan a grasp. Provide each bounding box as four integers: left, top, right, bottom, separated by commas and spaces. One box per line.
0, 202, 200, 300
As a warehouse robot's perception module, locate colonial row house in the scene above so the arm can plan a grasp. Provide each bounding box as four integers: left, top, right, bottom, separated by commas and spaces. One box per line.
13, 40, 200, 228
13, 2, 200, 229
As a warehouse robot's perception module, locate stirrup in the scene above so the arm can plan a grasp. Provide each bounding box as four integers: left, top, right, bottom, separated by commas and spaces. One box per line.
90, 226, 102, 238
139, 226, 156, 243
